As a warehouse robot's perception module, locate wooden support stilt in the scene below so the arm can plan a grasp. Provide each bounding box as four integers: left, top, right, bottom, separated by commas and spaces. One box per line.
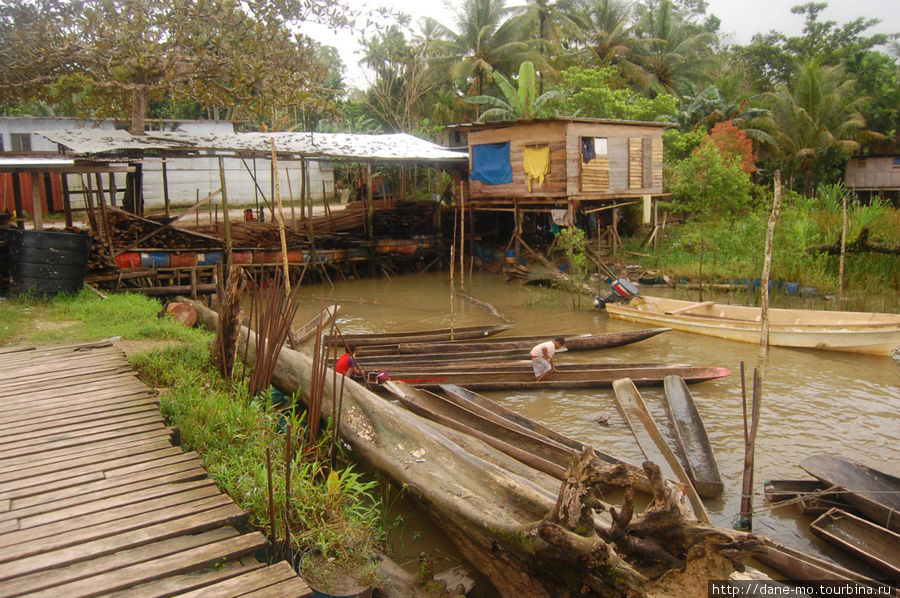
162, 158, 171, 218
30, 172, 43, 230
61, 173, 73, 229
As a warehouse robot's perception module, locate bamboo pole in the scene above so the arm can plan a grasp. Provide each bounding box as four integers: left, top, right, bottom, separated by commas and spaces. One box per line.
285, 168, 295, 229
161, 158, 170, 218
61, 173, 73, 229
94, 173, 115, 256
737, 364, 762, 531
271, 139, 291, 296
217, 156, 232, 272
450, 207, 457, 341
758, 171, 782, 361
459, 181, 465, 292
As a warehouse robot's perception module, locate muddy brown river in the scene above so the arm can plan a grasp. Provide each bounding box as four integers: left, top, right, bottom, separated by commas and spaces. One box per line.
290, 271, 900, 586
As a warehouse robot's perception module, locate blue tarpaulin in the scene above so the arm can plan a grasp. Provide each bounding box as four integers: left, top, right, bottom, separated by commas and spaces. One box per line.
470, 142, 513, 185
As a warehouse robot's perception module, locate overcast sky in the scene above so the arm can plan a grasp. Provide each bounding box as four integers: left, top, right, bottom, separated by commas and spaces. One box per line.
307, 0, 899, 90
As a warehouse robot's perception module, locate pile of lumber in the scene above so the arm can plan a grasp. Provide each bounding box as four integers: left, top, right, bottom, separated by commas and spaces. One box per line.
108, 208, 223, 251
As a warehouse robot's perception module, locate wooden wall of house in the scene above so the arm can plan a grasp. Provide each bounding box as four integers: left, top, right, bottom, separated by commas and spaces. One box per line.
564, 121, 664, 199
845, 156, 900, 189
467, 121, 568, 199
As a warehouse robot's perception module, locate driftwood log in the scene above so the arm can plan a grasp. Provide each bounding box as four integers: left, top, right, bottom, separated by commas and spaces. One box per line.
807, 227, 900, 255
183, 299, 763, 597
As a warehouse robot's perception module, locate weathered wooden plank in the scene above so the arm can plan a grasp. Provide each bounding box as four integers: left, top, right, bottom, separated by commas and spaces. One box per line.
103, 557, 267, 598
0, 346, 120, 370
9, 464, 207, 512
0, 402, 161, 440
0, 446, 183, 489
0, 502, 247, 582
0, 499, 9, 512
0, 350, 127, 376
0, 437, 173, 476
0, 527, 239, 597
0, 367, 135, 394
0, 388, 154, 420
0, 451, 200, 500
0, 422, 167, 461
0, 379, 146, 410
0, 493, 236, 562
239, 576, 314, 598
0, 412, 164, 449
175, 561, 303, 598
0, 369, 134, 398
23, 532, 269, 598
18, 479, 217, 529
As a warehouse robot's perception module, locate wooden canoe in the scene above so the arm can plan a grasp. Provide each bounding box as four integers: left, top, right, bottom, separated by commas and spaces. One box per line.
754, 538, 896, 594
763, 479, 829, 502
762, 479, 857, 515
605, 295, 900, 355
293, 305, 340, 343
380, 380, 649, 491
662, 375, 724, 498
612, 378, 710, 524
801, 454, 900, 533
361, 360, 688, 374
380, 365, 731, 390
355, 328, 671, 357
323, 323, 514, 347
810, 508, 900, 578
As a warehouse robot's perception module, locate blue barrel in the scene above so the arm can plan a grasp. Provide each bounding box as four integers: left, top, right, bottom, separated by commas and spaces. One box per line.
140, 252, 170, 268
9, 229, 93, 296
197, 251, 224, 266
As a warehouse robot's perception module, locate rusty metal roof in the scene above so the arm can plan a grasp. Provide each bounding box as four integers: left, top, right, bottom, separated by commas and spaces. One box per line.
36, 130, 468, 162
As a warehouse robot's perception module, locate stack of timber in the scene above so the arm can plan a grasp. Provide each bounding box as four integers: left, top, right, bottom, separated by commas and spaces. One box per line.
184, 298, 765, 597
662, 375, 724, 498
0, 341, 311, 597
107, 207, 224, 251
352, 327, 671, 357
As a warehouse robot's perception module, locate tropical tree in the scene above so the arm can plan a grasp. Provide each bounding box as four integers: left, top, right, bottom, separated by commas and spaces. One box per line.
0, 0, 352, 134
435, 0, 535, 100
670, 136, 754, 222
570, 0, 640, 73
505, 0, 581, 83
630, 0, 716, 98
558, 65, 677, 121
754, 61, 875, 193
465, 60, 564, 120
676, 82, 768, 138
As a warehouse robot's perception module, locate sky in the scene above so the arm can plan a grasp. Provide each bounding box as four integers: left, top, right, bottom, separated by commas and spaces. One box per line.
306, 0, 900, 90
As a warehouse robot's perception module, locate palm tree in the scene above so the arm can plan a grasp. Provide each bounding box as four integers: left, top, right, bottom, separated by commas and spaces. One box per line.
630, 0, 715, 98
570, 0, 637, 68
677, 84, 769, 137
755, 61, 875, 193
435, 0, 534, 98
506, 0, 581, 80
465, 60, 564, 120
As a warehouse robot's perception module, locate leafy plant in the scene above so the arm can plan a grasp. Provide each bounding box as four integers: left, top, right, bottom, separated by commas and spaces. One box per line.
465, 60, 564, 120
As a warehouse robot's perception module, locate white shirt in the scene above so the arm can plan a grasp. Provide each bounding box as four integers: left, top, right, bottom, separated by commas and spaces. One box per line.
530, 340, 557, 360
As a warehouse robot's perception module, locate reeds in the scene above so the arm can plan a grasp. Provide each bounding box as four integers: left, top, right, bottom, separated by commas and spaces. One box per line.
247, 270, 303, 399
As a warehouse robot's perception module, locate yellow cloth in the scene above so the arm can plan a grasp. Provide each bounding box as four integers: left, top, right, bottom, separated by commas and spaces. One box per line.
523, 145, 550, 192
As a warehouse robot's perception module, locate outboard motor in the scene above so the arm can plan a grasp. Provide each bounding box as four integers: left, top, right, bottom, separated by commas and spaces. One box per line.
594, 277, 639, 309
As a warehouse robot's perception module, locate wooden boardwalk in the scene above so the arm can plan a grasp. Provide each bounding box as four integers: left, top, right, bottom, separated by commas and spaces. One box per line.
0, 341, 312, 598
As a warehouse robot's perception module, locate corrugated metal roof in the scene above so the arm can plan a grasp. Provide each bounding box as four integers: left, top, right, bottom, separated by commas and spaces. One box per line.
0, 157, 76, 172
35, 130, 468, 162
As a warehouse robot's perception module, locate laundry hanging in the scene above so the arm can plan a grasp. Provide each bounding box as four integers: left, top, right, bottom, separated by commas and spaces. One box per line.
523, 145, 550, 192
470, 142, 513, 185
581, 137, 596, 163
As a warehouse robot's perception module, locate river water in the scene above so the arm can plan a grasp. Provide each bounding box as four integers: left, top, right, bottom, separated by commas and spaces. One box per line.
291, 271, 900, 583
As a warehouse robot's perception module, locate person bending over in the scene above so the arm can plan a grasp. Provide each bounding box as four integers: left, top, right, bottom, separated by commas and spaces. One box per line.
529, 337, 565, 382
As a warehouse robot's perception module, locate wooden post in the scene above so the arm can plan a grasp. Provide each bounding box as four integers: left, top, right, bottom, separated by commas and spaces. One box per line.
759, 171, 782, 361
108, 172, 117, 207
366, 162, 374, 242
94, 173, 115, 256
737, 364, 762, 531
839, 186, 847, 304
514, 202, 521, 262
217, 156, 232, 272
611, 202, 618, 256
61, 173, 73, 229
653, 197, 659, 249
161, 158, 171, 218
285, 167, 295, 229
81, 174, 100, 236
459, 181, 465, 292
271, 139, 291, 296
30, 173, 43, 230
12, 173, 24, 229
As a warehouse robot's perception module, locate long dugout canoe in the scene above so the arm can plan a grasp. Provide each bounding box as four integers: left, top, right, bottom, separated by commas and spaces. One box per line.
355, 327, 671, 357
810, 508, 900, 579
605, 295, 900, 355
379, 364, 730, 391
323, 323, 514, 347
662, 375, 724, 498
801, 454, 900, 533
612, 378, 710, 524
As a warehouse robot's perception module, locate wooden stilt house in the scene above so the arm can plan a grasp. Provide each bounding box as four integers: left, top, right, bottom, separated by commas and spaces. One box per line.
443, 117, 672, 255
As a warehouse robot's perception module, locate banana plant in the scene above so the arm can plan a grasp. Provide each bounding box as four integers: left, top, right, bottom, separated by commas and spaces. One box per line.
465, 60, 564, 120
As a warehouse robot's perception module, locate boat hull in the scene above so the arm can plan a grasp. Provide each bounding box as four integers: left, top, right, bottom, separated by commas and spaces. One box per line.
810, 508, 900, 578
606, 296, 900, 355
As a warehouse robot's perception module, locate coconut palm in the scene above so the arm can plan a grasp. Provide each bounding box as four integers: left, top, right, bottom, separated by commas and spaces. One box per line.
570, 0, 637, 68
755, 61, 875, 193
630, 0, 715, 98
506, 0, 581, 75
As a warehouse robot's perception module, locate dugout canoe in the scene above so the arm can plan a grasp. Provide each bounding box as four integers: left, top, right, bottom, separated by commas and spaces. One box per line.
380, 380, 649, 492
605, 295, 900, 355
762, 479, 857, 516
754, 538, 896, 594
763, 479, 829, 503
386, 327, 671, 355
362, 360, 686, 374
380, 364, 730, 391
662, 376, 724, 498
801, 454, 900, 533
323, 323, 514, 347
612, 378, 710, 523
810, 508, 900, 579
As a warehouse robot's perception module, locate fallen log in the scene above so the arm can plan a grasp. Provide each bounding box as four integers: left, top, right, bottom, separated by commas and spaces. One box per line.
181, 298, 764, 597
807, 227, 900, 255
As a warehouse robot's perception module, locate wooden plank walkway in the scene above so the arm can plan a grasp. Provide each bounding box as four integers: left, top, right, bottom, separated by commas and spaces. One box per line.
0, 341, 312, 598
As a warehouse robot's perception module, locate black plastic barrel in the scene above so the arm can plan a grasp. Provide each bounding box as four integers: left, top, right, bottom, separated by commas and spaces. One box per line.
0, 226, 12, 295
9, 229, 93, 296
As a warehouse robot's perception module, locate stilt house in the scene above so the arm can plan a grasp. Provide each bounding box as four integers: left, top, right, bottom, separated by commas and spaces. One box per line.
844, 154, 900, 204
